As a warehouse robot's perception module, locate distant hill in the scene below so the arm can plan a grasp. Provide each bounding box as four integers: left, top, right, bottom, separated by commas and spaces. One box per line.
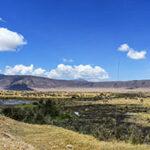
0, 74, 150, 91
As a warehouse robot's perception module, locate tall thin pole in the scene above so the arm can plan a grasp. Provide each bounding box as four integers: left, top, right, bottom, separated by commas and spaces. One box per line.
117, 61, 120, 81
115, 60, 120, 139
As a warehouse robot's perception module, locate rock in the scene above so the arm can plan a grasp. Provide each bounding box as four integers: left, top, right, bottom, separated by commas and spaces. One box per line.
66, 144, 73, 150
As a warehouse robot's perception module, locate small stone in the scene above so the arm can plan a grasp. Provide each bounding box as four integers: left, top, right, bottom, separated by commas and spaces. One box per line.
74, 112, 80, 116
66, 144, 73, 150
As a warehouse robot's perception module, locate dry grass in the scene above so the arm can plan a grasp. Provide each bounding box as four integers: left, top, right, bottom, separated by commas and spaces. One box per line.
74, 97, 150, 106
126, 112, 150, 127
0, 115, 150, 150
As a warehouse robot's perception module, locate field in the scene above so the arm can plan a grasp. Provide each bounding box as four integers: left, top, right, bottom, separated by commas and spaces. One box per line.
1, 90, 150, 149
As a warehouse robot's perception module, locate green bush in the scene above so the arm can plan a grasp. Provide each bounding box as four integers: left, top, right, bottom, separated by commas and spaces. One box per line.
2, 100, 71, 124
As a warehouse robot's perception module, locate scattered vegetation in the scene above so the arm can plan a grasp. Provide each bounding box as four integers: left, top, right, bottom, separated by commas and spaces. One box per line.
2, 100, 72, 124
1, 115, 150, 150
1, 90, 150, 148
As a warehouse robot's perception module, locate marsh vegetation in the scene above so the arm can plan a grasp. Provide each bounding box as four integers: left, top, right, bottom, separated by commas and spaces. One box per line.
1, 91, 150, 145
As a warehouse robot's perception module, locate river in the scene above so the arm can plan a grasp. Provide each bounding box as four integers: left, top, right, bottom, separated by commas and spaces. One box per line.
0, 99, 33, 106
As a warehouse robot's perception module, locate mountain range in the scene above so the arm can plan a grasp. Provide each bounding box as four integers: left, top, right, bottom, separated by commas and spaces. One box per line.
0, 74, 150, 91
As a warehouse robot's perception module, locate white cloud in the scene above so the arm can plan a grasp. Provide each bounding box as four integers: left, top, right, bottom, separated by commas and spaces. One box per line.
62, 58, 74, 63
48, 64, 109, 81
118, 43, 147, 60
0, 27, 26, 51
0, 17, 6, 23
4, 64, 46, 76
5, 64, 34, 75
33, 68, 46, 76
118, 43, 130, 52
127, 49, 146, 60
3, 64, 109, 82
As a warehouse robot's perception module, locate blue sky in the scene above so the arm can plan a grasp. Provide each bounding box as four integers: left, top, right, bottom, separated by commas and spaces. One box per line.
0, 0, 150, 81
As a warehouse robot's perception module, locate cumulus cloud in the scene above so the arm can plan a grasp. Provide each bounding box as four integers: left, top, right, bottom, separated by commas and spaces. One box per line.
118, 43, 130, 52
32, 68, 46, 76
4, 64, 46, 76
0, 27, 26, 51
3, 64, 109, 82
5, 64, 34, 75
118, 43, 147, 60
127, 50, 146, 60
47, 64, 109, 81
